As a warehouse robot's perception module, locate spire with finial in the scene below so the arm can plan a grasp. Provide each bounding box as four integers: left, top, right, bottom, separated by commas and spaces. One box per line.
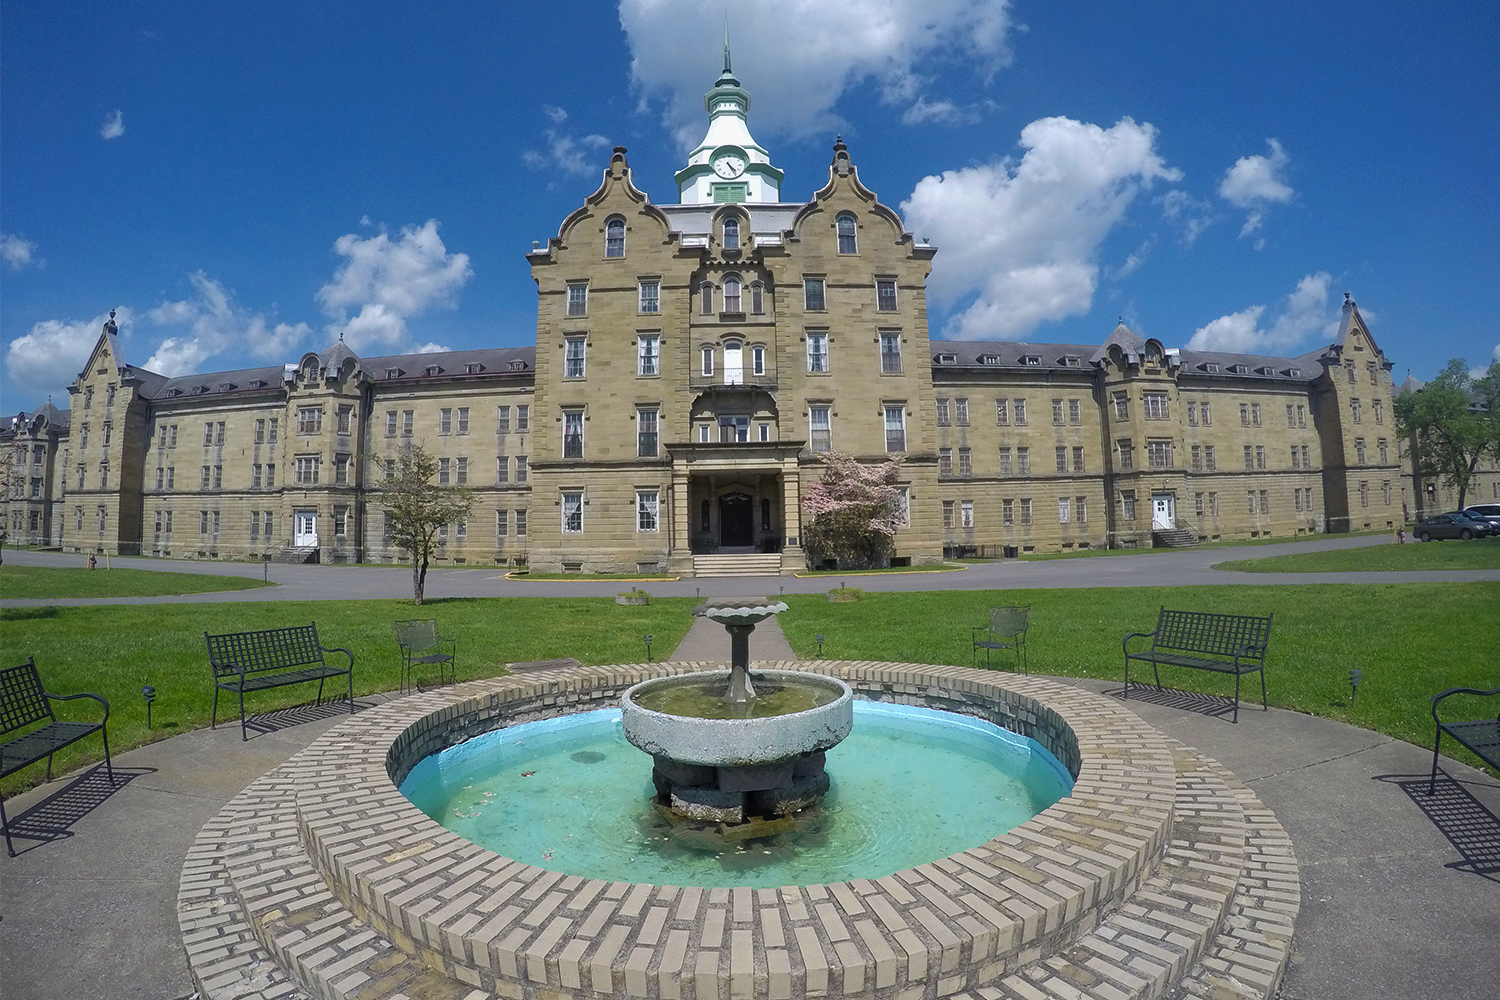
723, 14, 731, 75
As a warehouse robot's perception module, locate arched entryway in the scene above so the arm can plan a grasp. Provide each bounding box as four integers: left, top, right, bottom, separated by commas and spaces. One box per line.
718, 492, 754, 547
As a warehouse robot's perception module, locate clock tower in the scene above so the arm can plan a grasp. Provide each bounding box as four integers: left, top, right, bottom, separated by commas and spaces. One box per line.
674, 39, 784, 204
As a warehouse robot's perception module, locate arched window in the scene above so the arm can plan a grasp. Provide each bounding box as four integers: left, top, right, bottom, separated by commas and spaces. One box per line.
699, 281, 714, 315
605, 217, 625, 258
722, 216, 740, 250
723, 274, 742, 313
723, 341, 744, 385
750, 281, 764, 314
837, 214, 857, 253
752, 344, 765, 375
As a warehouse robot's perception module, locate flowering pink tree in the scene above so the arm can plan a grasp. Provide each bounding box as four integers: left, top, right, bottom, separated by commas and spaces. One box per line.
801, 453, 905, 569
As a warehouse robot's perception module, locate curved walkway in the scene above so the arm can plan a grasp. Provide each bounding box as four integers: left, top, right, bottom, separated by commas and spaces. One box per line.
3, 534, 1498, 608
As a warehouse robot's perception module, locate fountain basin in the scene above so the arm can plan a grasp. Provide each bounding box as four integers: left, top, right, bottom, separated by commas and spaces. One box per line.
621, 670, 852, 766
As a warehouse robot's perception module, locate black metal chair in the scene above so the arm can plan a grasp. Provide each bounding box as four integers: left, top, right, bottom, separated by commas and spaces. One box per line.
2, 658, 113, 856
972, 606, 1030, 673
395, 620, 456, 693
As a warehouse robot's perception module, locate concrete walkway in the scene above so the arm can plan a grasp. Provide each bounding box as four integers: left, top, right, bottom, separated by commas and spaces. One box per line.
4, 533, 1499, 608
1, 665, 1496, 1000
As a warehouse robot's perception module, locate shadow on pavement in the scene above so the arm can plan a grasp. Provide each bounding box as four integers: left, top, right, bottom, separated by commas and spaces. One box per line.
1105, 682, 1240, 721
4, 765, 150, 856
1378, 771, 1500, 881
237, 696, 379, 739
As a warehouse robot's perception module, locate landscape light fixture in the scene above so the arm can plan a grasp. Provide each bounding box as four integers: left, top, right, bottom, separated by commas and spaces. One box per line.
644, 634, 653, 663
142, 685, 157, 729
1348, 668, 1362, 706
816, 634, 825, 657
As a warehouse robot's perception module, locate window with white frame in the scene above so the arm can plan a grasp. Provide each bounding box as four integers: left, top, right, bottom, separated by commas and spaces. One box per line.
750, 282, 764, 314
515, 455, 528, 482
639, 279, 659, 314
438, 457, 451, 484
955, 398, 969, 426
562, 492, 583, 533
752, 344, 765, 376
837, 214, 857, 253
1017, 446, 1030, 474
455, 457, 468, 485
1077, 495, 1087, 523
1143, 392, 1169, 420
961, 500, 974, 528
893, 486, 910, 526
1055, 446, 1067, 472
995, 398, 1009, 425
1013, 398, 1028, 425
722, 216, 740, 250
804, 278, 825, 311
939, 448, 953, 475
876, 279, 896, 311
638, 335, 659, 376
516, 405, 529, 432
701, 345, 715, 377
809, 406, 831, 452
942, 500, 954, 529
515, 508, 527, 535
998, 447, 1012, 474
566, 283, 587, 316
723, 341, 744, 384
564, 337, 586, 378
1058, 497, 1070, 523
958, 447, 972, 476
936, 398, 950, 426
884, 405, 906, 452
1073, 446, 1084, 472
295, 456, 319, 484
440, 408, 453, 434
497, 405, 511, 434
457, 407, 469, 434
699, 281, 714, 315
637, 408, 659, 457
1147, 439, 1173, 469
723, 275, 742, 312
496, 455, 508, 483
880, 332, 902, 373
605, 217, 625, 258
807, 332, 828, 373
1020, 498, 1032, 525
1052, 399, 1064, 426
563, 411, 584, 458
637, 489, 659, 531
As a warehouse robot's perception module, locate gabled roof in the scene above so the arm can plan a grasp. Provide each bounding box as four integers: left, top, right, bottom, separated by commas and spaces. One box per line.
150, 364, 286, 401
1177, 349, 1319, 381
931, 340, 1096, 372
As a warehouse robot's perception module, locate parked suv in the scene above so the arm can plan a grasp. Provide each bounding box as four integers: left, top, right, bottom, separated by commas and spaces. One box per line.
1462, 503, 1500, 531
1414, 511, 1494, 541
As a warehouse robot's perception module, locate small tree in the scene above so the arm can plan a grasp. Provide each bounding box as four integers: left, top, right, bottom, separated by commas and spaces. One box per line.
373, 443, 473, 605
801, 453, 905, 569
1396, 359, 1500, 510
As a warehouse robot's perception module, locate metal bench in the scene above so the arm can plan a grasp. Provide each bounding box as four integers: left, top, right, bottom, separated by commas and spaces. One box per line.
1429, 686, 1500, 795
2, 658, 113, 856
206, 623, 354, 741
1123, 607, 1272, 723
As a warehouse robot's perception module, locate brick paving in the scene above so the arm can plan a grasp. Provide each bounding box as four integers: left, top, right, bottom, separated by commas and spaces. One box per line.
177, 662, 1299, 1000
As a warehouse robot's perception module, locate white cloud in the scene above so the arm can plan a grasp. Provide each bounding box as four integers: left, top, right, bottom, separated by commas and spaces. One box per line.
901, 115, 1180, 340
522, 105, 611, 177
1219, 139, 1292, 245
1107, 236, 1156, 280
1, 232, 38, 269
621, 0, 1016, 146
901, 98, 982, 126
5, 308, 132, 389
145, 272, 312, 375
316, 219, 472, 351
1155, 189, 1216, 247
1187, 272, 1338, 353
100, 109, 125, 139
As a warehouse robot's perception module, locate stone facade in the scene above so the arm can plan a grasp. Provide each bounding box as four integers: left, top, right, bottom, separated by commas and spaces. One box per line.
4, 69, 1429, 571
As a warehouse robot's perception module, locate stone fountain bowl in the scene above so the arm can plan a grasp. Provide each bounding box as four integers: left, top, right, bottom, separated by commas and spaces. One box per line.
621, 670, 853, 767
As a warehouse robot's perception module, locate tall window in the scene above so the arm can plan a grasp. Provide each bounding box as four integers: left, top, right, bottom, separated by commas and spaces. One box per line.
1013, 399, 1028, 425
936, 398, 950, 426
1017, 447, 1030, 474
515, 455, 528, 482
1240, 403, 1251, 427
295, 456, 319, 484
1121, 490, 1137, 520
804, 278, 825, 311
337, 406, 353, 434
1287, 404, 1296, 428
958, 447, 972, 476
1355, 438, 1366, 464
515, 509, 527, 535
722, 216, 739, 250
876, 279, 896, 311
497, 455, 509, 483
1373, 399, 1383, 425
564, 337, 586, 378
1073, 446, 1084, 473
639, 280, 659, 313
961, 500, 974, 528
1296, 404, 1305, 428
1251, 403, 1262, 427
637, 490, 660, 531
440, 408, 453, 434
457, 407, 469, 434
1200, 402, 1211, 426
402, 411, 415, 437
809, 406, 831, 452
939, 448, 953, 475
807, 332, 828, 373
750, 282, 764, 314
638, 335, 659, 376
1069, 399, 1081, 425
752, 344, 765, 376
1058, 497, 1070, 524
1113, 392, 1129, 421
637, 408, 659, 457
995, 398, 1009, 425
836, 214, 857, 253
724, 344, 744, 386
438, 458, 451, 485
1020, 498, 1032, 526
884, 405, 906, 452
1205, 445, 1216, 471
700, 281, 714, 315
566, 283, 587, 316
562, 492, 583, 533
1117, 439, 1134, 470
880, 333, 902, 373
1188, 403, 1198, 427
955, 398, 969, 426
998, 447, 1012, 474
497, 509, 509, 537
497, 405, 511, 433
701, 345, 715, 377
563, 411, 584, 458
455, 457, 468, 485
516, 405, 529, 432
1055, 446, 1067, 473
268, 418, 277, 442
723, 275, 742, 312
605, 217, 625, 257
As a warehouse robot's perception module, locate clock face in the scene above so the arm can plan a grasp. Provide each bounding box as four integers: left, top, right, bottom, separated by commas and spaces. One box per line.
713, 154, 745, 178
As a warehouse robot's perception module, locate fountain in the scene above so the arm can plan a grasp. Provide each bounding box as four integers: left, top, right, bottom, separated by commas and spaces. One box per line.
621, 598, 852, 836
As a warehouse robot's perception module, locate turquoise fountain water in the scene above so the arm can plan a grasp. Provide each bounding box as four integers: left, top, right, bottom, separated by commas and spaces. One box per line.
400, 700, 1072, 889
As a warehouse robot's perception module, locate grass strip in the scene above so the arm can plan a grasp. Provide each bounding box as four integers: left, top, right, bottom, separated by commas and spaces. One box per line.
1217, 537, 1500, 572
0, 564, 274, 598
0, 595, 695, 793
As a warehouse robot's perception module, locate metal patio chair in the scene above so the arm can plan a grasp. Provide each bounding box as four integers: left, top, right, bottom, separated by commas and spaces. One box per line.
971, 606, 1030, 673
395, 620, 456, 693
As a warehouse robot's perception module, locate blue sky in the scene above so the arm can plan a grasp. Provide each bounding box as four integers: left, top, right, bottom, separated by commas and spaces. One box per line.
3, 1, 1497, 413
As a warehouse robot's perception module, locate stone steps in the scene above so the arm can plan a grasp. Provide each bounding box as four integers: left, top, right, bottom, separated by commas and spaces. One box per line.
693, 553, 783, 577
1151, 528, 1200, 549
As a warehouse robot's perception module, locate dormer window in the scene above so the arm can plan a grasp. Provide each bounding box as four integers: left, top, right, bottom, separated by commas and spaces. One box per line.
192, 385, 209, 395
837, 214, 857, 254
1285, 367, 1301, 377
507, 360, 527, 371
605, 217, 625, 258
425, 365, 443, 377
1061, 356, 1080, 367
937, 353, 957, 365
1229, 364, 1247, 374
1204, 362, 1220, 373
981, 354, 999, 365
1257, 366, 1274, 376
465, 362, 484, 374
722, 217, 740, 251
217, 382, 236, 392
385, 367, 403, 379
248, 379, 267, 389
1022, 355, 1041, 366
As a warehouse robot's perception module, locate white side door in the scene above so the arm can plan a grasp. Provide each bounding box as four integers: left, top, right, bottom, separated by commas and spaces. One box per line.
294, 511, 318, 546
1152, 495, 1174, 530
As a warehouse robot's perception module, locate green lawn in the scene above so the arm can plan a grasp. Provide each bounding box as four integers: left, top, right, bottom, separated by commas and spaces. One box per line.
1217, 536, 1500, 572
777, 583, 1500, 774
4, 582, 1497, 794
0, 596, 696, 793
0, 564, 275, 598
1017, 529, 1392, 561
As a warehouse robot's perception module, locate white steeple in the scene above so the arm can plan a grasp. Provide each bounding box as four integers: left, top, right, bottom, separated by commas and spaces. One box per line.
675, 33, 783, 204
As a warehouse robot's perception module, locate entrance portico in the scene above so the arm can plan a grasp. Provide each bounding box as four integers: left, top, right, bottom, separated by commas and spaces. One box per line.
666, 440, 806, 575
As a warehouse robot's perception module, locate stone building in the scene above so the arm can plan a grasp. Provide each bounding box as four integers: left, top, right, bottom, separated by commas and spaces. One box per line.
3, 62, 1410, 572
